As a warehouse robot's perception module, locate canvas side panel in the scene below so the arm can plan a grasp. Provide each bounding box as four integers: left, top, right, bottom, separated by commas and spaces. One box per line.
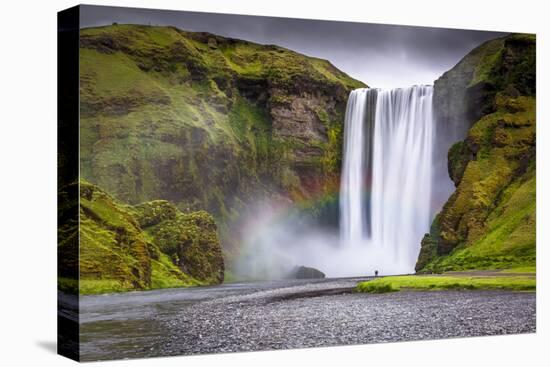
57, 5, 80, 362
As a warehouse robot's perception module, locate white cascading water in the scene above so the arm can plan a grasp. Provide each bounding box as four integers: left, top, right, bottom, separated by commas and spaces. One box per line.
340, 89, 373, 246
340, 85, 435, 274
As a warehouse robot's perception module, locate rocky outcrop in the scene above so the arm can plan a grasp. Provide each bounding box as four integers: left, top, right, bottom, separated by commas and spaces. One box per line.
433, 33, 535, 137
416, 34, 536, 273
289, 266, 326, 279
143, 208, 224, 284
79, 25, 366, 260
59, 180, 224, 294
434, 37, 504, 137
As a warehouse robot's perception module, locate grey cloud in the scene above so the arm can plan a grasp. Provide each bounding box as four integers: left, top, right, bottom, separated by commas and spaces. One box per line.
80, 5, 507, 88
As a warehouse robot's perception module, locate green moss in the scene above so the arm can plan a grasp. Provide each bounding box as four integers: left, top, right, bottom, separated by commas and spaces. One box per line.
499, 266, 536, 273
74, 180, 223, 295
465, 33, 535, 95
420, 33, 535, 273
418, 95, 535, 273
79, 24, 364, 228
228, 96, 272, 168
356, 282, 398, 294
447, 141, 470, 185
309, 58, 366, 90
58, 277, 79, 294
150, 253, 204, 289
80, 48, 166, 98
415, 215, 442, 272
131, 200, 178, 227
79, 279, 130, 295
425, 168, 535, 272
218, 41, 365, 90
320, 111, 345, 174
357, 275, 535, 293
145, 210, 224, 284
469, 45, 504, 87
78, 180, 152, 294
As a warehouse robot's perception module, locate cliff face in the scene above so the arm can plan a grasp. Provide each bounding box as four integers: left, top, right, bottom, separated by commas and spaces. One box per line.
416, 34, 536, 272
58, 181, 223, 294
79, 25, 365, 258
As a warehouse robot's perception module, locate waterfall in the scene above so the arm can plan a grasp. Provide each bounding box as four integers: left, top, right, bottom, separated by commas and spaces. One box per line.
339, 85, 435, 274
339, 89, 376, 246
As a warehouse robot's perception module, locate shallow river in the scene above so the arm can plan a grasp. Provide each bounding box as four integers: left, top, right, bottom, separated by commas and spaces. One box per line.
76, 277, 535, 361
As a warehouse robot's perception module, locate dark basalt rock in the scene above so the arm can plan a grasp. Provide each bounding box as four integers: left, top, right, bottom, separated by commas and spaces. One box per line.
290, 266, 326, 279
447, 141, 474, 186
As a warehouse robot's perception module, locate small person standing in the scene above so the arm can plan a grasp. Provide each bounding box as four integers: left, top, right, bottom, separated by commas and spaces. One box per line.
374, 270, 379, 277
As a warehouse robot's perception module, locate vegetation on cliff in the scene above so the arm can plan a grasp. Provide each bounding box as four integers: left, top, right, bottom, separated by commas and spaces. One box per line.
75, 24, 536, 282
79, 24, 366, 261
58, 181, 223, 294
416, 34, 536, 273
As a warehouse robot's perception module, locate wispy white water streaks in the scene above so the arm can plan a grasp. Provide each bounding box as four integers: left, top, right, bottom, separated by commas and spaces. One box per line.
340, 86, 435, 274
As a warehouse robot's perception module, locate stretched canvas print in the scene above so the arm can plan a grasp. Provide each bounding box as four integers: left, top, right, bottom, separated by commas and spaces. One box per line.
58, 4, 536, 362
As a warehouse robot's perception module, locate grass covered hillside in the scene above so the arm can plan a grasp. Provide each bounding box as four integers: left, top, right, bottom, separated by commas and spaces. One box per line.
357, 272, 535, 293
58, 181, 224, 294
416, 34, 536, 273
79, 24, 366, 259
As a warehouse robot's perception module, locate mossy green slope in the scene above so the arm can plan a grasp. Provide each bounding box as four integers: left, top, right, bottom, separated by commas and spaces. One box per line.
136, 203, 224, 285
59, 181, 223, 294
416, 34, 536, 273
357, 274, 535, 293
79, 24, 366, 260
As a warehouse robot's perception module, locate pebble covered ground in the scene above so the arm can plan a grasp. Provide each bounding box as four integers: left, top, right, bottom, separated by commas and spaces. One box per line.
79, 278, 536, 361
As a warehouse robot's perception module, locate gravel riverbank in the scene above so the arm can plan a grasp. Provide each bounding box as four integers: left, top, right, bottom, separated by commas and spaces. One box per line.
79, 277, 535, 361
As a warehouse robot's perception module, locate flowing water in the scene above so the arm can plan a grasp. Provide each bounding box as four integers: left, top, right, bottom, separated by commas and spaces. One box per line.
340, 86, 435, 273
76, 280, 534, 360
233, 85, 438, 278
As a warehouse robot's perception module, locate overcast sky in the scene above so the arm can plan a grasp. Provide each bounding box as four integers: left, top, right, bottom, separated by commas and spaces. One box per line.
80, 5, 507, 89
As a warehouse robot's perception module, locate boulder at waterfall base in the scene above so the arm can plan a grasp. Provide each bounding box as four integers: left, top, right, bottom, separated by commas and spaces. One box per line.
290, 266, 326, 279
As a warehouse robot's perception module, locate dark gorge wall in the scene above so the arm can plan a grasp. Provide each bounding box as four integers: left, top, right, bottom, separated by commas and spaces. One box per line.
417, 33, 536, 272
79, 24, 366, 266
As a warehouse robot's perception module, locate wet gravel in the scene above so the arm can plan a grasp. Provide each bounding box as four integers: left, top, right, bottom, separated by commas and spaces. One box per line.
79, 278, 536, 361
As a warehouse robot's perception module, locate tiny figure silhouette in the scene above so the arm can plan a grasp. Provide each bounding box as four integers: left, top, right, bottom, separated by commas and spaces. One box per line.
374, 270, 379, 277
